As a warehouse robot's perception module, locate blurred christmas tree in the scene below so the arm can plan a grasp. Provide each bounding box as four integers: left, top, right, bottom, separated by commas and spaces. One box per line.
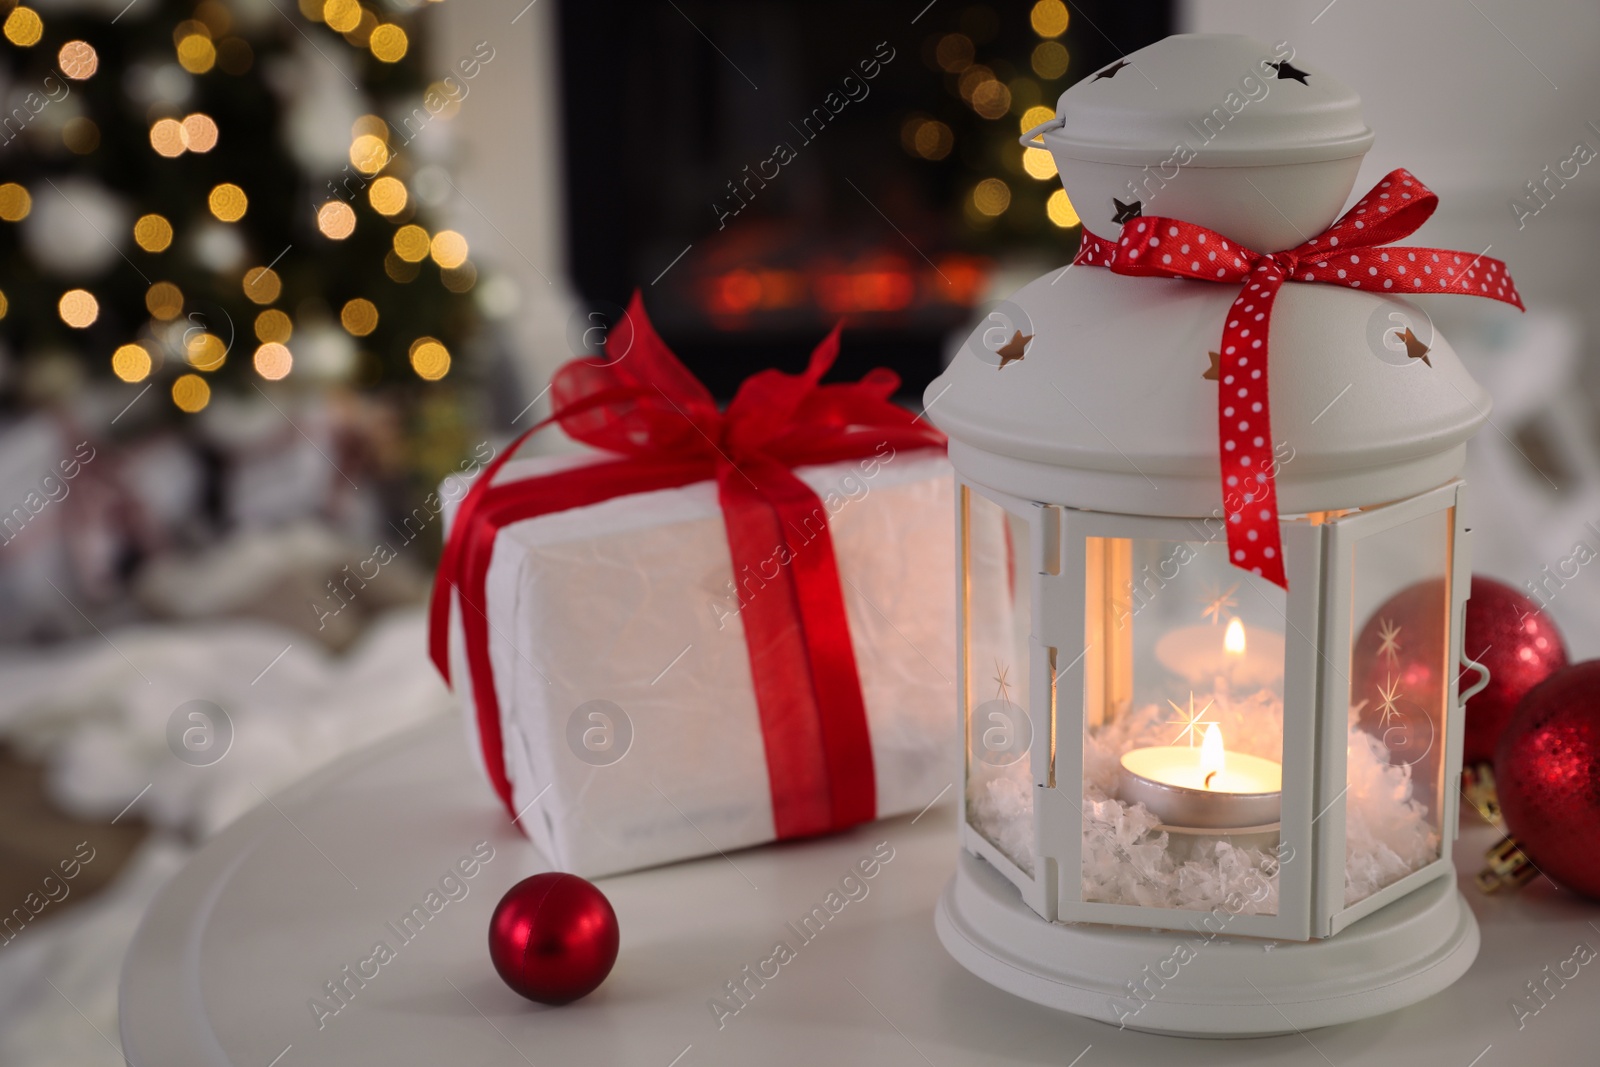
0, 0, 480, 497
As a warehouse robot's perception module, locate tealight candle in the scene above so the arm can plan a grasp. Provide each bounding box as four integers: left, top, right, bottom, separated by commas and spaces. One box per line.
1118, 724, 1283, 829
1155, 616, 1285, 690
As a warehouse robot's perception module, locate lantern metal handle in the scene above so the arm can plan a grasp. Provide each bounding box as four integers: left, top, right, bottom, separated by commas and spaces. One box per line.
1019, 115, 1063, 149
1460, 654, 1492, 703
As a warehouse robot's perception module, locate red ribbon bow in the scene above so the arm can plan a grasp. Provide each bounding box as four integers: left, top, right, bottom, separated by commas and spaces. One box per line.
1074, 168, 1523, 588
429, 292, 945, 837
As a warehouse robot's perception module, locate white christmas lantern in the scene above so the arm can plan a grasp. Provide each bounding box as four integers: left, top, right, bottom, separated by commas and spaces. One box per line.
929, 34, 1522, 1036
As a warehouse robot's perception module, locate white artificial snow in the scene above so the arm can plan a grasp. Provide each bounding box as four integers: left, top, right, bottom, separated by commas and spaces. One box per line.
967, 686, 1440, 914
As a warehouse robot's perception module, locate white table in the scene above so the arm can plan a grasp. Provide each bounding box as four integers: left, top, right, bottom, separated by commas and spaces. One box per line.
121, 716, 1597, 1066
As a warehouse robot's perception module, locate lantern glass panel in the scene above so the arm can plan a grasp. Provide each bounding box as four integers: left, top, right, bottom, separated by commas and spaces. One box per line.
961, 486, 1035, 875
1342, 506, 1452, 908
1080, 534, 1288, 915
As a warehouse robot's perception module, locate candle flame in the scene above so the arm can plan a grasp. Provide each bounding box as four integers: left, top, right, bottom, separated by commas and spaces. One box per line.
1200, 724, 1226, 788
1224, 616, 1246, 656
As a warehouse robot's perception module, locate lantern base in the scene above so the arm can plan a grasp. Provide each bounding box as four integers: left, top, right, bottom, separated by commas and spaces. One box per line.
935, 850, 1478, 1037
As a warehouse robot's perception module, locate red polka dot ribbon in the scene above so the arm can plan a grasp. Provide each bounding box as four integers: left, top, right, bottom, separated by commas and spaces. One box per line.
1073, 168, 1523, 589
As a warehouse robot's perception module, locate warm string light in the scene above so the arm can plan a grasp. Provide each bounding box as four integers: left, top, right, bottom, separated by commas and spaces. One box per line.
134, 214, 173, 252
254, 342, 293, 380
58, 290, 99, 328
112, 344, 152, 383
409, 338, 450, 380
3, 7, 42, 47
172, 373, 210, 412
0, 184, 31, 221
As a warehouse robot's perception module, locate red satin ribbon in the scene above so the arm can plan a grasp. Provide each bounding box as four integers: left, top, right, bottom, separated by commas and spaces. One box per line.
428, 292, 945, 839
1074, 168, 1523, 588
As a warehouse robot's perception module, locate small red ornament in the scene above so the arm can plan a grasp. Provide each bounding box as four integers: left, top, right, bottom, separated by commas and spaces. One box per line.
1350, 578, 1450, 796
1461, 576, 1568, 766
1494, 661, 1600, 899
489, 873, 619, 1004
1349, 575, 1570, 791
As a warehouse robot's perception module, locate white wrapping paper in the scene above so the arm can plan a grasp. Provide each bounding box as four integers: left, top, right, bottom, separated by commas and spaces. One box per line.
443, 446, 956, 877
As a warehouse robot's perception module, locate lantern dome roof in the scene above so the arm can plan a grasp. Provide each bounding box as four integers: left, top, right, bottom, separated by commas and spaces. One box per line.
926, 269, 1492, 518
1042, 34, 1373, 170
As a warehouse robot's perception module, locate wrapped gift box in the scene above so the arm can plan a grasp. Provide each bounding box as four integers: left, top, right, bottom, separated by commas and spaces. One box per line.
440, 445, 956, 877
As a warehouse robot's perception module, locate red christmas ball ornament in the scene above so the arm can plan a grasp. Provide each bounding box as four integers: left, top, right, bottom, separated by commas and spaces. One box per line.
1494, 661, 1600, 899
1460, 576, 1568, 766
489, 873, 619, 1004
1350, 578, 1450, 794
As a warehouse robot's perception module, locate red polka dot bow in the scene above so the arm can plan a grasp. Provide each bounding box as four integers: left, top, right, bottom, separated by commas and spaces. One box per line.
1073, 168, 1523, 589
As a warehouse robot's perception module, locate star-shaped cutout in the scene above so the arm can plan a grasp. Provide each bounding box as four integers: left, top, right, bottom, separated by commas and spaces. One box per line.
1376, 617, 1402, 666
1093, 59, 1130, 81
1396, 327, 1432, 366
995, 330, 1032, 369
1112, 198, 1142, 225
1201, 581, 1240, 625
992, 659, 1013, 703
1203, 350, 1222, 381
1269, 60, 1310, 84
1166, 693, 1217, 747
1376, 674, 1403, 728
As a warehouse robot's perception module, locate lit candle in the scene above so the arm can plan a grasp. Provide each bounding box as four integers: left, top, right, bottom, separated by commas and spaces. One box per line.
1155, 616, 1284, 690
1118, 724, 1282, 829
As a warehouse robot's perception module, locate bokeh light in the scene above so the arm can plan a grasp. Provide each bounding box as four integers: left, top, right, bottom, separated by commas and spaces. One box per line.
350, 134, 388, 175
1032, 40, 1070, 79
935, 34, 973, 73
112, 343, 152, 382
901, 116, 954, 161
323, 0, 361, 32
393, 225, 430, 263
255, 309, 292, 343
384, 250, 420, 282
441, 262, 477, 293
971, 79, 1011, 120
209, 183, 247, 221
135, 214, 174, 252
317, 200, 356, 239
369, 24, 408, 63
59, 290, 99, 328
3, 7, 42, 47
151, 118, 187, 158
409, 338, 450, 380
973, 178, 1011, 217
186, 332, 227, 370
1022, 148, 1058, 180
182, 113, 219, 152
1030, 0, 1069, 38
429, 230, 468, 269
0, 291, 7, 319
146, 282, 184, 320
177, 34, 216, 74
1046, 188, 1080, 228
242, 266, 282, 304
369, 176, 407, 216
172, 373, 211, 413
254, 342, 293, 380
0, 183, 31, 221
59, 41, 98, 79
352, 114, 389, 141
340, 298, 378, 336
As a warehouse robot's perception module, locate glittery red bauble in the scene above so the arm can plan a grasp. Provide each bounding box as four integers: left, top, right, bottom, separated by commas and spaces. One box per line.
1495, 661, 1600, 899
1461, 576, 1568, 766
489, 873, 619, 1005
